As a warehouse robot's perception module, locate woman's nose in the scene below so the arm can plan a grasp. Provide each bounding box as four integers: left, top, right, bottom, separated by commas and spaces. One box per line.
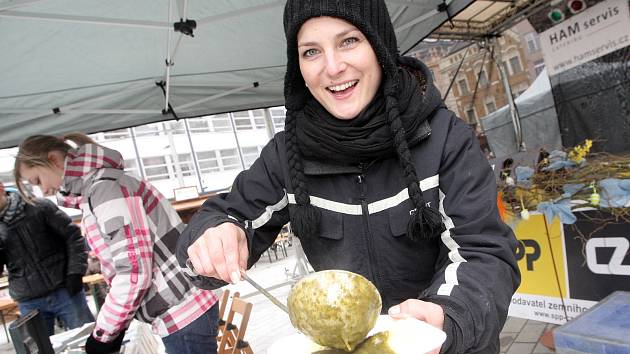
324, 51, 347, 77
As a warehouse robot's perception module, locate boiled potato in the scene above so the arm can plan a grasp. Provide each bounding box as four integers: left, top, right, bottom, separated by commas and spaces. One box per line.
287, 270, 381, 352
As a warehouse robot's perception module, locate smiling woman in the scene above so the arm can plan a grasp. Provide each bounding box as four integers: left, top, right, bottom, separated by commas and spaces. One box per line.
179, 1, 521, 353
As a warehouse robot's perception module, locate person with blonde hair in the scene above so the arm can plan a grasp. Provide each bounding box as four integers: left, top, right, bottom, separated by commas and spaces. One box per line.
14, 133, 219, 354
0, 181, 93, 335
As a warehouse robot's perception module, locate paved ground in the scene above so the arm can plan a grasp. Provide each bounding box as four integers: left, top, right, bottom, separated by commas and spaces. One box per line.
0, 241, 557, 353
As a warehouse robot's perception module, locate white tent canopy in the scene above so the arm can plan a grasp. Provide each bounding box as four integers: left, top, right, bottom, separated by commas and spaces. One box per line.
0, 0, 475, 149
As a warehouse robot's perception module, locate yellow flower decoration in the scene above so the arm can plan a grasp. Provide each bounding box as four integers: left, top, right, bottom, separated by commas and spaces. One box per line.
568, 139, 593, 164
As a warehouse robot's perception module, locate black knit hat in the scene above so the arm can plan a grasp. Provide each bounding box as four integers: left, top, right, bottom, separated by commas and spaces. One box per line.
283, 0, 399, 109
283, 0, 445, 241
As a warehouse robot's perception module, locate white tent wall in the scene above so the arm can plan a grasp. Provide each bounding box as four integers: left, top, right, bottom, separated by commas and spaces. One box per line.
482, 69, 563, 158
0, 0, 475, 149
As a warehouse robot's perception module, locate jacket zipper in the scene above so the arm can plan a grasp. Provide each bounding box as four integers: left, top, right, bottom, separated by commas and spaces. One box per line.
357, 163, 380, 289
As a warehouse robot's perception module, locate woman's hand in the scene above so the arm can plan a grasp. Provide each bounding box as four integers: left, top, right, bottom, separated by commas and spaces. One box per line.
388, 299, 445, 354
186, 222, 249, 284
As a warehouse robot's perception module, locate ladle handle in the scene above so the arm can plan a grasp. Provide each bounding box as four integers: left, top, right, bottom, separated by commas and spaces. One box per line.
184, 259, 289, 315
241, 271, 290, 315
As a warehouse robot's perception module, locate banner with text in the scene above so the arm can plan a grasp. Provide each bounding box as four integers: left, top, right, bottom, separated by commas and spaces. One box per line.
508, 210, 630, 324
540, 0, 630, 76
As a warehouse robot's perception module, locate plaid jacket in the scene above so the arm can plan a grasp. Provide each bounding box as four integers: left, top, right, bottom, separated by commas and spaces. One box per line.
59, 143, 218, 342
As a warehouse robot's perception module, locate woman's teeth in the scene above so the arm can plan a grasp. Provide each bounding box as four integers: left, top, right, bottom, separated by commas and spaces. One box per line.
328, 81, 358, 92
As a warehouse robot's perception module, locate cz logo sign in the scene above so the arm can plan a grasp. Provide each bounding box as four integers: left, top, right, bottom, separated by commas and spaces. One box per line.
515, 239, 541, 271
586, 237, 630, 276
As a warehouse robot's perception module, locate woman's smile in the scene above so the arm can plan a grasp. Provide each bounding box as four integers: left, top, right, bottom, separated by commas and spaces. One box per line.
327, 80, 359, 99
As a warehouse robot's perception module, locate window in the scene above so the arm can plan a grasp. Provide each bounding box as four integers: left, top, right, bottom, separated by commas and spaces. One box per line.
124, 159, 141, 178
166, 121, 186, 135
525, 33, 541, 53
233, 111, 253, 131
103, 128, 130, 140
176, 153, 195, 177
196, 151, 220, 173
478, 70, 488, 86
188, 118, 211, 134
509, 56, 523, 74
0, 171, 14, 185
269, 107, 286, 132
514, 84, 529, 98
457, 79, 469, 95
241, 146, 261, 168
498, 61, 508, 74
534, 59, 546, 76
251, 110, 266, 129
142, 156, 170, 181
466, 108, 476, 122
219, 149, 240, 171
210, 114, 232, 132
133, 124, 161, 137
485, 100, 497, 114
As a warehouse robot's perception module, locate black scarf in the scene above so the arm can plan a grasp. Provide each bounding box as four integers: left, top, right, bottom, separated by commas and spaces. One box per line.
297, 66, 442, 165
0, 192, 26, 225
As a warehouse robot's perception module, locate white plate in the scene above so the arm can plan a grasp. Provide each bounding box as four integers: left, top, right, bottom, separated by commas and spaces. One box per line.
268, 315, 446, 354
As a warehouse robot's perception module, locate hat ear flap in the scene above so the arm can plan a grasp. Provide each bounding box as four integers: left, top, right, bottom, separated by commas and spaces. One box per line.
384, 76, 445, 241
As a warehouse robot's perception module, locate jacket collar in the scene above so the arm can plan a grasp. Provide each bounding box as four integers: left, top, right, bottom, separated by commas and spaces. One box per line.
58, 143, 124, 208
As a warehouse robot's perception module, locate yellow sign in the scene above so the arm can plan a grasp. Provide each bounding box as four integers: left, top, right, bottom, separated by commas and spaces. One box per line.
511, 213, 567, 297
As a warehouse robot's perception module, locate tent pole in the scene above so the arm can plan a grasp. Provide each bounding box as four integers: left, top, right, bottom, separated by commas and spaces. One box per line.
166, 124, 185, 187
442, 45, 471, 101
182, 0, 189, 20
168, 0, 187, 63
129, 128, 147, 181
491, 38, 525, 151
0, 83, 154, 118
0, 11, 169, 29
0, 109, 162, 114
164, 0, 174, 113
467, 44, 488, 129
182, 118, 205, 192
394, 9, 439, 34
228, 113, 247, 171
174, 77, 282, 112
263, 108, 276, 140
390, 6, 407, 23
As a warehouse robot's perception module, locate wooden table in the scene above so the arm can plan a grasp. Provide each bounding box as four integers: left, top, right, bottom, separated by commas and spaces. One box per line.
83, 273, 107, 312
171, 195, 211, 223
0, 298, 18, 342
82, 273, 105, 285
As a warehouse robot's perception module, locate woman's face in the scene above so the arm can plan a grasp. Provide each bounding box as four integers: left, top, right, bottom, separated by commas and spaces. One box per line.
19, 152, 65, 196
298, 16, 382, 120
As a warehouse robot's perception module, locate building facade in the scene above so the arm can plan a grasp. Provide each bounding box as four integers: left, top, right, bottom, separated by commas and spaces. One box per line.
0, 107, 287, 207
410, 20, 545, 126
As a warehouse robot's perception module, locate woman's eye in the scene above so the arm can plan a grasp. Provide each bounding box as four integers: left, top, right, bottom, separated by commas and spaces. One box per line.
342, 37, 359, 47
303, 48, 319, 58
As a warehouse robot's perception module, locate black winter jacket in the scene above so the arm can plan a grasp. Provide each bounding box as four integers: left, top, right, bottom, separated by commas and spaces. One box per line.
0, 198, 88, 302
178, 108, 520, 353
